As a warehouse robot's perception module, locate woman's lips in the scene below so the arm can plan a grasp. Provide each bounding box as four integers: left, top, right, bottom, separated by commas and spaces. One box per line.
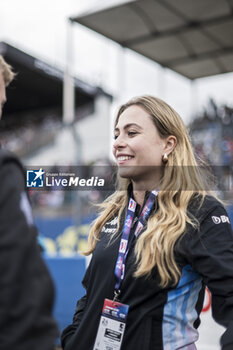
117, 155, 134, 165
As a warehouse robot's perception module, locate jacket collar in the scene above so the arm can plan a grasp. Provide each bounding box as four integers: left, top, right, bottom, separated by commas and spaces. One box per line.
127, 183, 158, 217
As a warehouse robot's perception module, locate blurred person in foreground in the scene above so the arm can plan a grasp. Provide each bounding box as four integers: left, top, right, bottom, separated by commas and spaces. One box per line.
62, 96, 233, 350
0, 55, 58, 349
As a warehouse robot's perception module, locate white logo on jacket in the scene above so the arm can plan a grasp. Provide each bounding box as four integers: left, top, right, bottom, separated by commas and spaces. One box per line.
102, 216, 118, 233
212, 215, 230, 224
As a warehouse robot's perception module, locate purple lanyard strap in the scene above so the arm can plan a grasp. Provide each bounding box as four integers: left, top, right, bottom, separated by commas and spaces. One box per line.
114, 190, 158, 297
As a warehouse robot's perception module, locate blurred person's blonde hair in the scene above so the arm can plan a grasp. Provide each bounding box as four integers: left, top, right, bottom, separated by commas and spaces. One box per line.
0, 55, 15, 86
83, 95, 216, 288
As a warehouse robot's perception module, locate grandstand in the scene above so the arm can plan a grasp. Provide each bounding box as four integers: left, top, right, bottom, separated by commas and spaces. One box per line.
0, 41, 112, 162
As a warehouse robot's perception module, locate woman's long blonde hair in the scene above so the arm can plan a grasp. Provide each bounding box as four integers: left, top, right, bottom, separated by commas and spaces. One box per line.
84, 96, 211, 287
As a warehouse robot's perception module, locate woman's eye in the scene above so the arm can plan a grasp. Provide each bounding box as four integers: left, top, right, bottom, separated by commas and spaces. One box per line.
113, 134, 119, 140
128, 131, 137, 137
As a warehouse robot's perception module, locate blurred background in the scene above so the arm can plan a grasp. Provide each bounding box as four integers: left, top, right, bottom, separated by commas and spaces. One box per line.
0, 0, 233, 348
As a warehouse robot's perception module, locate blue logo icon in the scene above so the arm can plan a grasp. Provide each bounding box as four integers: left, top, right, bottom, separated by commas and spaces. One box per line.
26, 169, 45, 187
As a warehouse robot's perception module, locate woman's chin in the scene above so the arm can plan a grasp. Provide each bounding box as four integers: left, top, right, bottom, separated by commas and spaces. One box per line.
117, 165, 135, 179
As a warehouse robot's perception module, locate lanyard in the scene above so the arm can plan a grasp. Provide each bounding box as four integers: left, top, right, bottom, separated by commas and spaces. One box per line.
114, 190, 158, 299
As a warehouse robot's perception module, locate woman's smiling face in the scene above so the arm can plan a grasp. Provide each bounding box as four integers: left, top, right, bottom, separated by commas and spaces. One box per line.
113, 105, 167, 184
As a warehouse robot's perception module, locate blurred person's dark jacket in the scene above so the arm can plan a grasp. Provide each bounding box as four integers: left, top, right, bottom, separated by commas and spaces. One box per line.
0, 149, 58, 350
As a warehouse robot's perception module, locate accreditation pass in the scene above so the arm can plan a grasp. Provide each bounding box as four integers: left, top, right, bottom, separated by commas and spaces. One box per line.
93, 298, 129, 350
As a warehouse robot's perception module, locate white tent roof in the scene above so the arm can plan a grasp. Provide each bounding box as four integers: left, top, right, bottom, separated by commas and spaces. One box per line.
71, 0, 233, 80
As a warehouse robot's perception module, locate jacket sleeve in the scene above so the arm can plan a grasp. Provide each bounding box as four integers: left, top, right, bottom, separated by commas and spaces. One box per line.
0, 161, 36, 323
0, 159, 58, 349
184, 203, 233, 350
61, 261, 91, 348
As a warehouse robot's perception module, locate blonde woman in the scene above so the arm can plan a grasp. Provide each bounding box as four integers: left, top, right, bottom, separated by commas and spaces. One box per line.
62, 96, 233, 350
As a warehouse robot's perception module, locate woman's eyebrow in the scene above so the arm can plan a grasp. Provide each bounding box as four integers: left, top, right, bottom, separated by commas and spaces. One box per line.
114, 123, 143, 132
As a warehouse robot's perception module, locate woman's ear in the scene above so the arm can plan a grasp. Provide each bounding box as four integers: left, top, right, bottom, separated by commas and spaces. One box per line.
164, 135, 177, 155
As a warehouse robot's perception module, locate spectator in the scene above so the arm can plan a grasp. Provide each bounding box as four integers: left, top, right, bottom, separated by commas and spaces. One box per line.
0, 55, 58, 350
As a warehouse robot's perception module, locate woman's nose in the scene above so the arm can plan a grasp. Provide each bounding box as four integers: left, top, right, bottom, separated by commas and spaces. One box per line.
113, 135, 126, 150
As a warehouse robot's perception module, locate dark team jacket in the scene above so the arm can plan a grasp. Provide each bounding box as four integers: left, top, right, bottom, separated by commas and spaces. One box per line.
0, 150, 58, 350
61, 190, 233, 350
